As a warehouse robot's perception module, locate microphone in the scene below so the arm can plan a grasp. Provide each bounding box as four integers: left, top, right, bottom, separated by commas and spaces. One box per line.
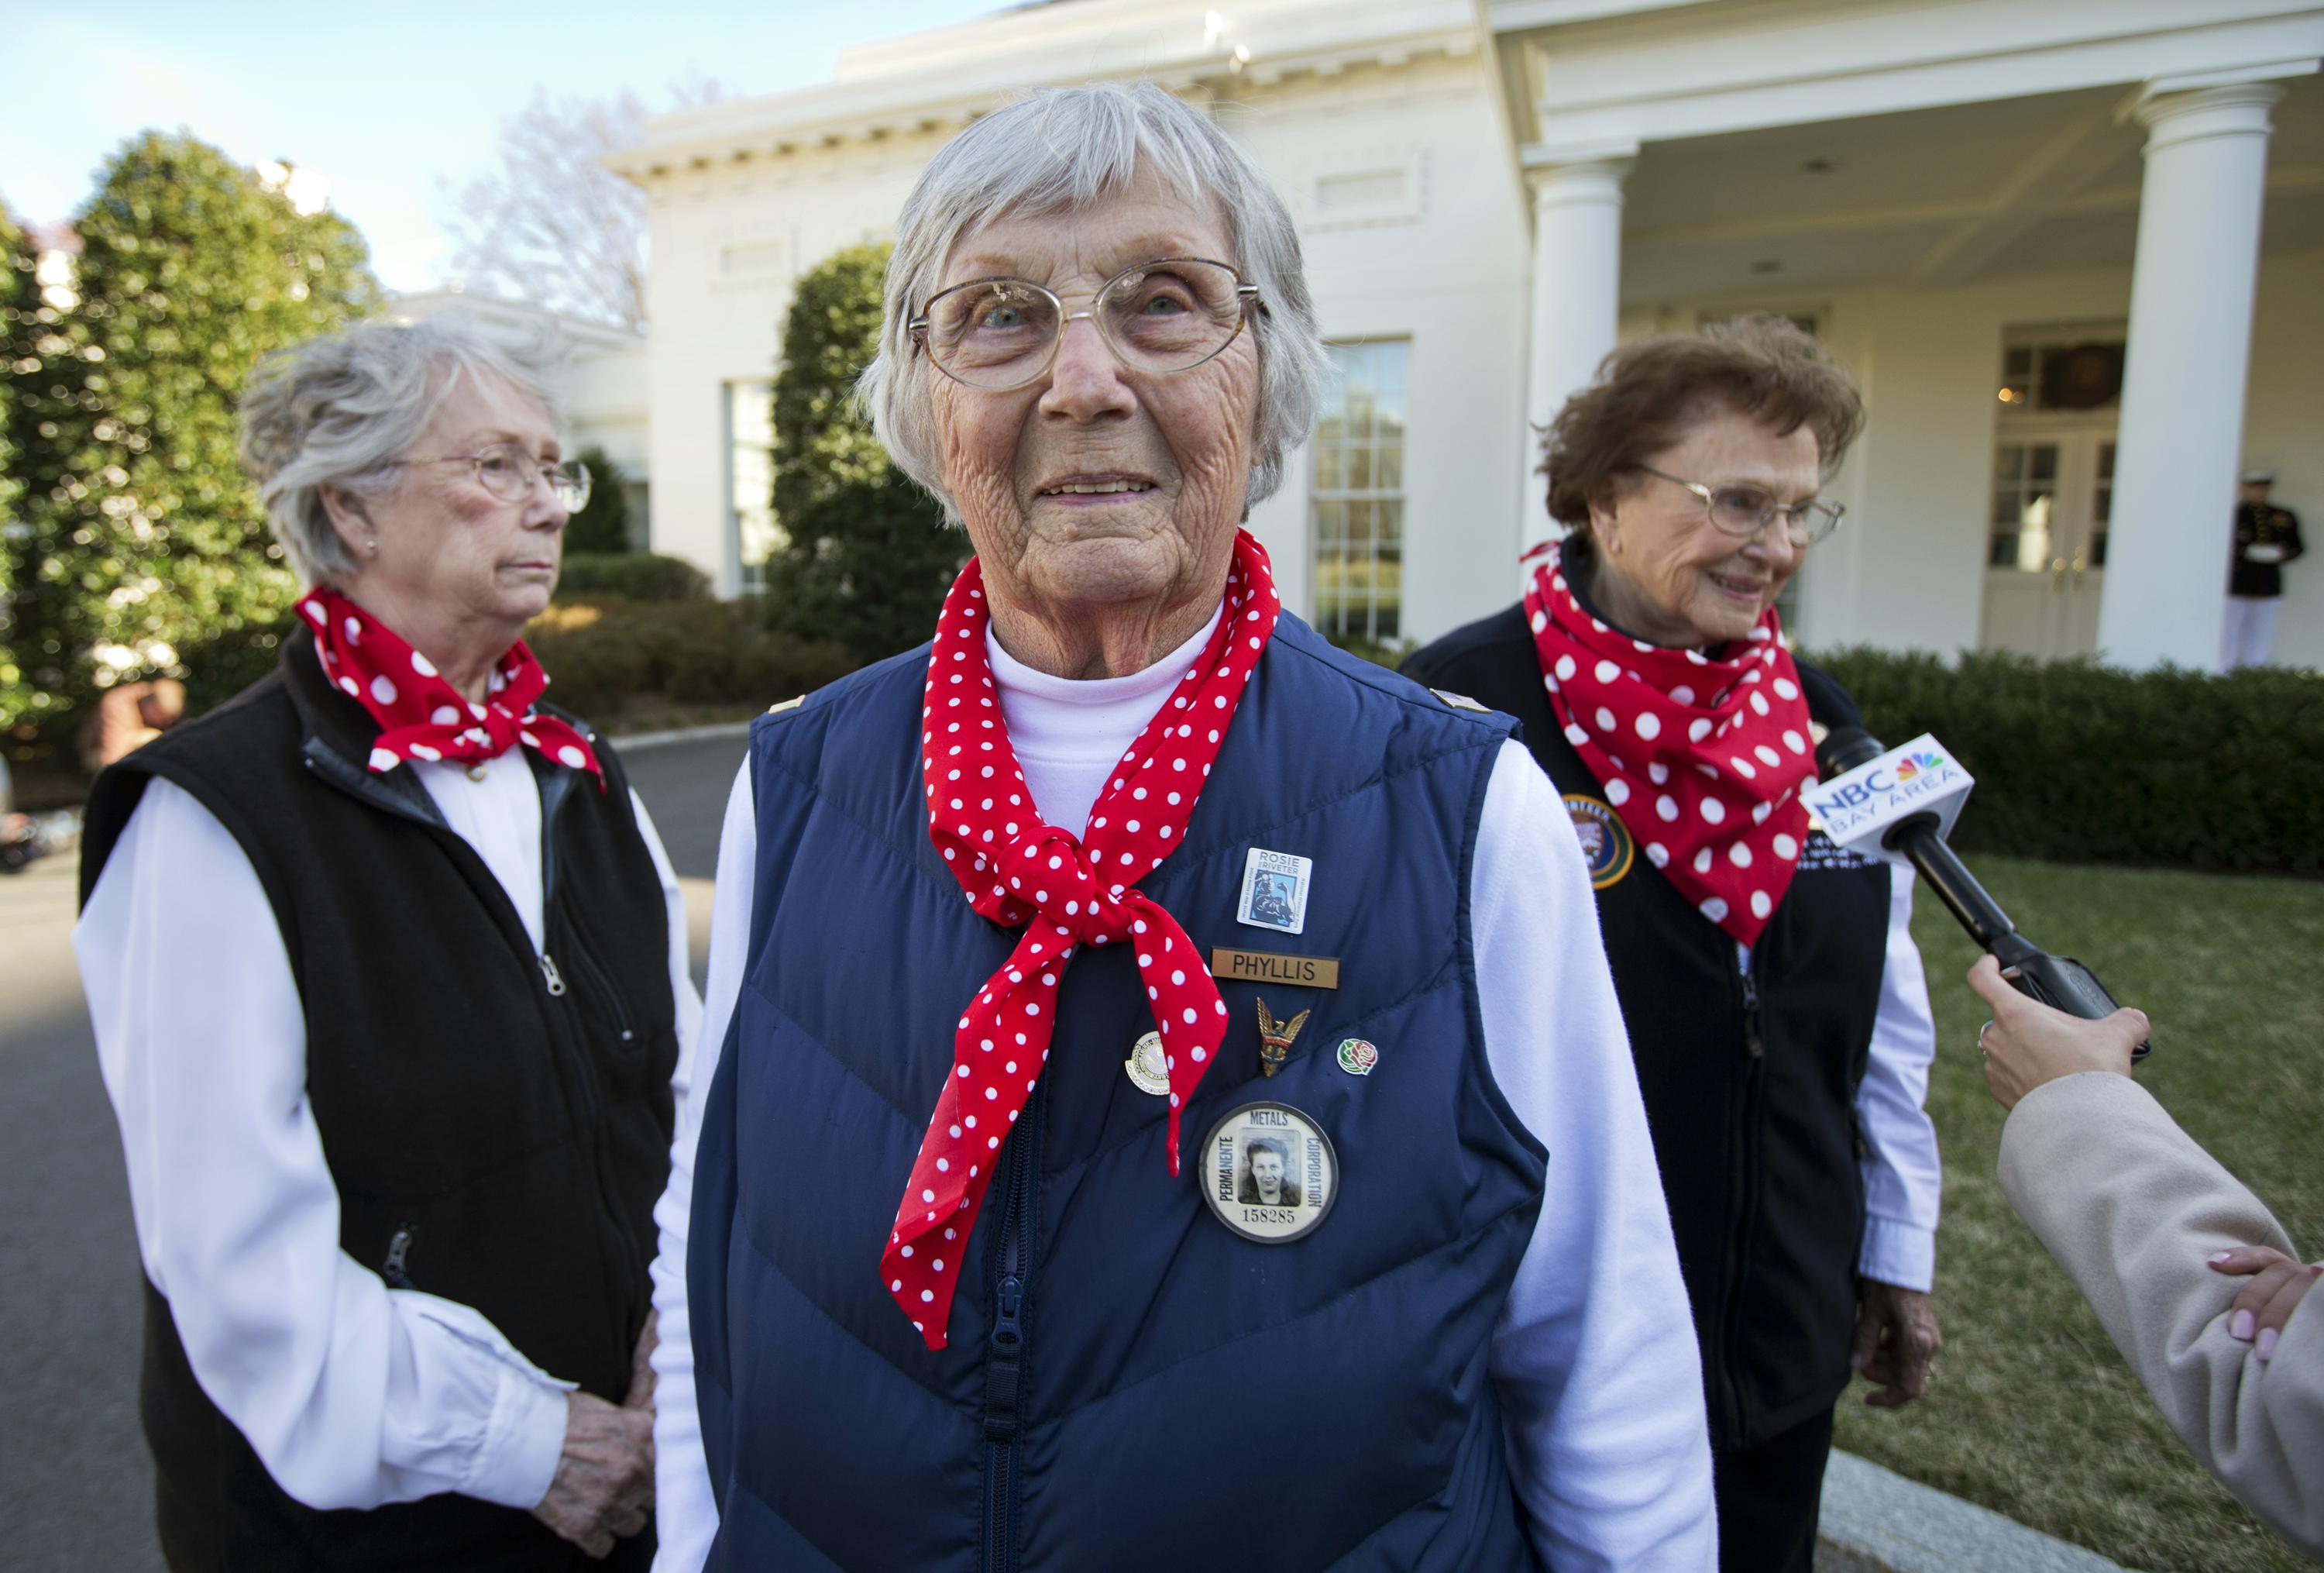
1809, 726, 2150, 1061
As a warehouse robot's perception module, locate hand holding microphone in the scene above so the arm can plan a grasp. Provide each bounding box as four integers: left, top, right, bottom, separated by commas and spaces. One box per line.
1809, 726, 2150, 1061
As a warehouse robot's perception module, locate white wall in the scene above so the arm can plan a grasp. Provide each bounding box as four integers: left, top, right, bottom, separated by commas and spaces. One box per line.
641, 133, 948, 592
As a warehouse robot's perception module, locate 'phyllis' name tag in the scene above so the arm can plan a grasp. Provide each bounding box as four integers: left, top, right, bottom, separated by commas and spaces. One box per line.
1210, 948, 1341, 990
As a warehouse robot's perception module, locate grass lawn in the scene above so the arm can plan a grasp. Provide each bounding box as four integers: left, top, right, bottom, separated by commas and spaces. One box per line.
1832, 856, 2324, 1572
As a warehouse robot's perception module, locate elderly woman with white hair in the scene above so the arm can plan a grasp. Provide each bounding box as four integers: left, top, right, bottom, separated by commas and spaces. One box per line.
651, 84, 1714, 1571
74, 315, 700, 1569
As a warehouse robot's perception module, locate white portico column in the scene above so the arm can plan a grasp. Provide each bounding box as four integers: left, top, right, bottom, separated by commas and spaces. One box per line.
1522, 154, 1632, 523
2099, 84, 2286, 671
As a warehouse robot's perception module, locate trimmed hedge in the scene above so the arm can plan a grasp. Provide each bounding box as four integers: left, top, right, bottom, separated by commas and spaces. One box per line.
1812, 648, 2324, 876
523, 601, 855, 721
552, 552, 710, 604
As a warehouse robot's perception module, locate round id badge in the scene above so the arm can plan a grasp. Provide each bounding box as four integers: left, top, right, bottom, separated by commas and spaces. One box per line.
1197, 1101, 1339, 1244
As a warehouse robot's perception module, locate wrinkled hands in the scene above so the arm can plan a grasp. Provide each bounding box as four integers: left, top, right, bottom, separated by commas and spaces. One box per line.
533, 1314, 658, 1559
1967, 955, 2147, 1112
1853, 1278, 1941, 1409
2209, 1246, 2321, 1363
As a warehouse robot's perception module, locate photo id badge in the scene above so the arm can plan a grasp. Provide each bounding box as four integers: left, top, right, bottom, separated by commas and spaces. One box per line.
1198, 1101, 1339, 1244
1236, 847, 1312, 936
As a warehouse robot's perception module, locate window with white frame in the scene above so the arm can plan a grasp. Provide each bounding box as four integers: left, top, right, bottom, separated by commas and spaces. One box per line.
724, 380, 779, 595
1311, 340, 1408, 645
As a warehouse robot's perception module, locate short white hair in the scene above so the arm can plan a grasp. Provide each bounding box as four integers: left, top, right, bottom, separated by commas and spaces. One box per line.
238, 313, 567, 587
861, 82, 1329, 518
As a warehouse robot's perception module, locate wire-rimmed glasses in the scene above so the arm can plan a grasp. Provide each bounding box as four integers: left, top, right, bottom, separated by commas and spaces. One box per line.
1633, 464, 1844, 548
909, 258, 1261, 391
395, 443, 593, 511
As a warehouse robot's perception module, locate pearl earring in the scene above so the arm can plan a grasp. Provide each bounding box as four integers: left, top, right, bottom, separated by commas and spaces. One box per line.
365, 539, 379, 556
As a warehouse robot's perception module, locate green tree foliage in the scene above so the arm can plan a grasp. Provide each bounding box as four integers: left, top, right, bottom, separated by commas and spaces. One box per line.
761, 242, 964, 664
562, 442, 632, 553
2, 133, 380, 745
0, 196, 35, 722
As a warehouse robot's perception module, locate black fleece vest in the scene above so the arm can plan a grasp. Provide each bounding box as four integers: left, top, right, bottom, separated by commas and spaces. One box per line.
79, 636, 676, 1571
1405, 604, 1890, 1451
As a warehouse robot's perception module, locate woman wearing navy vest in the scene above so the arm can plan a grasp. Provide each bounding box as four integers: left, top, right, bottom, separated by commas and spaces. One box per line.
1404, 317, 1944, 1573
650, 84, 1716, 1571
74, 316, 698, 1568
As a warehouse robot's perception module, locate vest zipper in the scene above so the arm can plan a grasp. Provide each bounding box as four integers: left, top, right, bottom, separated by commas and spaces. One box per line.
540, 954, 569, 996
1721, 942, 1766, 1439
982, 1086, 1041, 1573
382, 1225, 416, 1289
565, 925, 638, 1045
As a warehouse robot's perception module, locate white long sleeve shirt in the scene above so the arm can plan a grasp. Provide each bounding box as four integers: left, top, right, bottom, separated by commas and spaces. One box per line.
74, 746, 703, 1513
1851, 867, 1944, 1292
648, 621, 1719, 1572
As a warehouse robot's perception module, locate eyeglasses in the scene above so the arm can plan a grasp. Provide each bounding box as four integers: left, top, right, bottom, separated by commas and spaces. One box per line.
910, 258, 1261, 392
1632, 464, 1844, 548
394, 443, 592, 511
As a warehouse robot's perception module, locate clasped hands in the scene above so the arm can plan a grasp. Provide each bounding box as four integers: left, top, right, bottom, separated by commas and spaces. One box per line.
534, 1313, 658, 1559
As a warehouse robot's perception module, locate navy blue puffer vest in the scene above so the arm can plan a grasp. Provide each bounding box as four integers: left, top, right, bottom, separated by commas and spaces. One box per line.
689, 614, 1549, 1572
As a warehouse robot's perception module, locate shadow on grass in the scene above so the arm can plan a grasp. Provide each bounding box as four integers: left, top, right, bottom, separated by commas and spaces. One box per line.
1834, 856, 2323, 1573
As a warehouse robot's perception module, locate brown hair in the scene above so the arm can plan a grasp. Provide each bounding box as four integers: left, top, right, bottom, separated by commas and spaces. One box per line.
1540, 314, 1865, 535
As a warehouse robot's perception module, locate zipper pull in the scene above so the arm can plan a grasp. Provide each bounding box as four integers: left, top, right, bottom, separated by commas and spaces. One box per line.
539, 953, 567, 996
382, 1227, 415, 1289
1738, 944, 1765, 1059
984, 1274, 1025, 1442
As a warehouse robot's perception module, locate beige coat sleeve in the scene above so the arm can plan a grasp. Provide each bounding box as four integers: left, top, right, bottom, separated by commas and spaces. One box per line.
1998, 1072, 2322, 1557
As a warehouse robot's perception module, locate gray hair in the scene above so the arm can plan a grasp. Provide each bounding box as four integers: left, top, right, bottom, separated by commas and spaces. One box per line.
861, 82, 1329, 518
238, 312, 568, 586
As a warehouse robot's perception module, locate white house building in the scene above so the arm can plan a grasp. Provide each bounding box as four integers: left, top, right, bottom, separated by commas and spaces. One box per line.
608, 0, 2324, 669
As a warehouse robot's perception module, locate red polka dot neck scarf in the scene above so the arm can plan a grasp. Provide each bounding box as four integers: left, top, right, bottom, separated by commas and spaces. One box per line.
1523, 540, 1814, 947
296, 586, 603, 789
892, 528, 1281, 1350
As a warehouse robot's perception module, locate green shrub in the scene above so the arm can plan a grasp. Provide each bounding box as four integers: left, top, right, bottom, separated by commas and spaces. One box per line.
1810, 647, 2324, 876
524, 601, 854, 721
562, 443, 633, 554
554, 552, 708, 604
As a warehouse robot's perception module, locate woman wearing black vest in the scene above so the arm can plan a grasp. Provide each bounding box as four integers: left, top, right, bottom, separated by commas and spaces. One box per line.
1404, 316, 1944, 1573
74, 316, 699, 1570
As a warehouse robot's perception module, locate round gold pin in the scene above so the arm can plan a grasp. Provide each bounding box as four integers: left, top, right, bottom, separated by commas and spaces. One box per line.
1124, 1031, 1171, 1096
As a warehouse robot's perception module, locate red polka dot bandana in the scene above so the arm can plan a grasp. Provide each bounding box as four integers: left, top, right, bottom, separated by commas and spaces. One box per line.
890, 528, 1281, 1350
1523, 541, 1814, 947
297, 586, 603, 790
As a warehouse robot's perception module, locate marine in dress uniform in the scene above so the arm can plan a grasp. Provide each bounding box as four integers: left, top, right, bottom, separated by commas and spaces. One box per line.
2224, 469, 2305, 669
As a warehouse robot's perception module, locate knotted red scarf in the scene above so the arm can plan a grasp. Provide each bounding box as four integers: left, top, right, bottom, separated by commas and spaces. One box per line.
1523, 540, 1814, 946
297, 585, 603, 788
891, 529, 1281, 1349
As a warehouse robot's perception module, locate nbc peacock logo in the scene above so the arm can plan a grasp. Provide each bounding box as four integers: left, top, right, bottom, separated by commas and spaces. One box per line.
1892, 750, 1947, 783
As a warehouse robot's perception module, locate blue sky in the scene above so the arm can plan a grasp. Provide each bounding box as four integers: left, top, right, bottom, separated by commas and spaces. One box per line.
1, 1, 1003, 289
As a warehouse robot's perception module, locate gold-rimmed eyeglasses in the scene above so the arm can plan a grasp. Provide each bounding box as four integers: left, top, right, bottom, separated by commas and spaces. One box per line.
392, 442, 593, 511
909, 257, 1261, 392
1632, 463, 1844, 548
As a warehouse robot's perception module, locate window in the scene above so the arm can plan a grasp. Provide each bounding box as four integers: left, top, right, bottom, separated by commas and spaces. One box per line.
1988, 441, 2059, 571
1312, 341, 1408, 645
724, 381, 779, 595
1996, 334, 2125, 412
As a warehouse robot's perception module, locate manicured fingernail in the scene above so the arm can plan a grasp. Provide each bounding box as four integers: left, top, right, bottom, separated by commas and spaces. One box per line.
2257, 1329, 2278, 1361
2231, 1310, 2256, 1341
2209, 1251, 2234, 1265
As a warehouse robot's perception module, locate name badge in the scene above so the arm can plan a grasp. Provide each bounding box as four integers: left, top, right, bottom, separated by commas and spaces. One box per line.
1210, 948, 1340, 990
1198, 1100, 1339, 1244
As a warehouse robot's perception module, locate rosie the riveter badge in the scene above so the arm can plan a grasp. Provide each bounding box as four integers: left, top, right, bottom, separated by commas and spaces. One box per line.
1198, 1101, 1339, 1244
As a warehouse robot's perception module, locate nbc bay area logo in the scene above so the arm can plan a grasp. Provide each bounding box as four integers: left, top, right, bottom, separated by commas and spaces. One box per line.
1562, 793, 1635, 891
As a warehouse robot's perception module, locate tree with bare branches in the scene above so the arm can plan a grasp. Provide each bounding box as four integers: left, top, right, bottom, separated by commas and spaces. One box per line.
442, 82, 716, 331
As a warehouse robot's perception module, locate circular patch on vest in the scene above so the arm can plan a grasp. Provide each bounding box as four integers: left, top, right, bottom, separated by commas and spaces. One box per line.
1124, 1031, 1171, 1096
1198, 1101, 1339, 1244
1562, 793, 1635, 891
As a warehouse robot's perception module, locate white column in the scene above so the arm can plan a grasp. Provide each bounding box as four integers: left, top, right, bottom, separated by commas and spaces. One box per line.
2099, 84, 2284, 671
1522, 155, 1631, 522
